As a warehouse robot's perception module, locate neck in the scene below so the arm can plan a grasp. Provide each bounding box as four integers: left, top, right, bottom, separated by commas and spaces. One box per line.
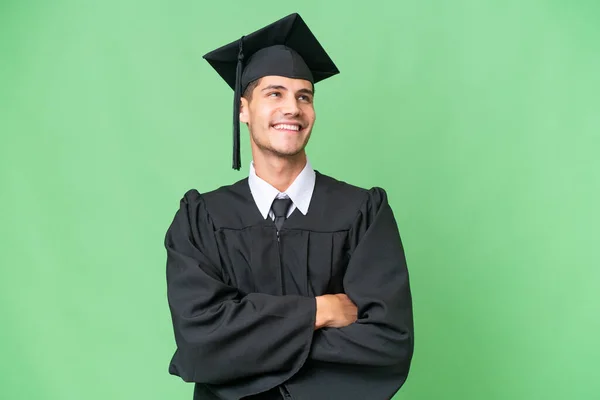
252, 152, 307, 193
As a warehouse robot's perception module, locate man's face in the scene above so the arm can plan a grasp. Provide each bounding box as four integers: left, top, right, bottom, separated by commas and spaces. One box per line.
240, 75, 316, 159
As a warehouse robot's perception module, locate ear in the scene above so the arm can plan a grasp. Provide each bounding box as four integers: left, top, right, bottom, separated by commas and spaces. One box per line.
239, 97, 250, 124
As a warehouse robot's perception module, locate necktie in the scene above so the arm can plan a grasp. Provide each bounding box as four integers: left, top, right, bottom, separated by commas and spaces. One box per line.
271, 198, 293, 231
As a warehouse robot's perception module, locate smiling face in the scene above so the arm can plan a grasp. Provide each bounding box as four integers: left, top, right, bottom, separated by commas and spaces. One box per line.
240, 75, 316, 160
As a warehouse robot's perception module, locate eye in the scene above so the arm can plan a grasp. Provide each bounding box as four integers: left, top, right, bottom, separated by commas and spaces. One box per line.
267, 91, 281, 98
298, 95, 313, 103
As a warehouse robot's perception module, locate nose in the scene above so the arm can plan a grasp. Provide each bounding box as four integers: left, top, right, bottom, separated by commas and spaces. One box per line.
279, 96, 301, 116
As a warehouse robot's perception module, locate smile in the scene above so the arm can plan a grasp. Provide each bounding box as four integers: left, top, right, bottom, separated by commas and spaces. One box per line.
272, 123, 302, 132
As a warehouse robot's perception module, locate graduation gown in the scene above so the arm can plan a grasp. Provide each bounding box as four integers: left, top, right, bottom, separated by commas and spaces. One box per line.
165, 172, 414, 400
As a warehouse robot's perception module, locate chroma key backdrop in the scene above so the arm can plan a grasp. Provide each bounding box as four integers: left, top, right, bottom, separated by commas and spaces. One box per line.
1, 1, 598, 399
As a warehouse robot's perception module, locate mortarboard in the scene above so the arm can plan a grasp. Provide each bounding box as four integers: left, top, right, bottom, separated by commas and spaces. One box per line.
203, 13, 340, 170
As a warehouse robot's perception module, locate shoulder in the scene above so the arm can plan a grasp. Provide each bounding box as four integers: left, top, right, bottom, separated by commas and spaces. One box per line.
316, 171, 388, 210
310, 171, 389, 232
175, 178, 254, 229
179, 177, 248, 205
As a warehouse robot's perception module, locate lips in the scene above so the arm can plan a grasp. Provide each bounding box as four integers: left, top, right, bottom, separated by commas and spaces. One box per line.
272, 123, 302, 132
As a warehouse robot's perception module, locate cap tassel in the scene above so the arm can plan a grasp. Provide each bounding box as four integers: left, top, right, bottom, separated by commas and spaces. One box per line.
232, 36, 244, 170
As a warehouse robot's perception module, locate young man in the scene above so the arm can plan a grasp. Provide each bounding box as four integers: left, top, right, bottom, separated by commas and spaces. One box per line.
165, 13, 414, 400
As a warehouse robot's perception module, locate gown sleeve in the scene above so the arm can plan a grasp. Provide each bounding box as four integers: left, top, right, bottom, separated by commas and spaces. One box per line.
165, 189, 316, 390
308, 187, 414, 368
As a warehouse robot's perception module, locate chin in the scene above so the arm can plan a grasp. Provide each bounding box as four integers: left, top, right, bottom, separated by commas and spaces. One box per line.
251, 132, 310, 158
267, 138, 305, 154
270, 146, 306, 158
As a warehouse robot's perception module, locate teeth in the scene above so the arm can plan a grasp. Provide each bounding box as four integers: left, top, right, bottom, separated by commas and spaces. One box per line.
273, 124, 300, 131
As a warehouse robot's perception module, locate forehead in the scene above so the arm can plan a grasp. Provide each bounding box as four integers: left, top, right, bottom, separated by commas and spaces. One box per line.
257, 75, 313, 91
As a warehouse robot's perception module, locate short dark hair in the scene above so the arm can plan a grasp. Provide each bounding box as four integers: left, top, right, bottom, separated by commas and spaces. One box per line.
241, 77, 316, 102
242, 78, 262, 102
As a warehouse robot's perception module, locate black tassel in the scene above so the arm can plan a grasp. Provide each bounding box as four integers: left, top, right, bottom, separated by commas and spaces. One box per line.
232, 36, 244, 170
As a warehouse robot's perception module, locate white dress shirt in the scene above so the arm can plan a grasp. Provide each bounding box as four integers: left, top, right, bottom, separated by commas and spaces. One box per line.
248, 159, 316, 220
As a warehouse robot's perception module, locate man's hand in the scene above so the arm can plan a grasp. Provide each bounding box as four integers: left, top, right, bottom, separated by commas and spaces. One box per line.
314, 294, 358, 330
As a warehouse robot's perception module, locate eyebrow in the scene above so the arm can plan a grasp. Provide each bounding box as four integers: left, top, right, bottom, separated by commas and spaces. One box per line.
297, 88, 314, 96
261, 85, 314, 96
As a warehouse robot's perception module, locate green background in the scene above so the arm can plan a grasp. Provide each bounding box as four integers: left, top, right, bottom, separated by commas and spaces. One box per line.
1, 1, 598, 399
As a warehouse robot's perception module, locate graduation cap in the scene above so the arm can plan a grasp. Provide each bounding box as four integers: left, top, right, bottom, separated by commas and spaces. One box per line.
203, 13, 340, 170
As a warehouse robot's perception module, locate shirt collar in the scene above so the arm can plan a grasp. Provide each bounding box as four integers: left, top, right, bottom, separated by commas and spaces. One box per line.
248, 159, 316, 219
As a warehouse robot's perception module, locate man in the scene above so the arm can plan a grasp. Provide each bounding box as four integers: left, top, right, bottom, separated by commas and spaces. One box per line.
165, 13, 414, 400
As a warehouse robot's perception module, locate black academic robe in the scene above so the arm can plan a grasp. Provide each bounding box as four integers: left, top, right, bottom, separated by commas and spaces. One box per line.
165, 172, 414, 400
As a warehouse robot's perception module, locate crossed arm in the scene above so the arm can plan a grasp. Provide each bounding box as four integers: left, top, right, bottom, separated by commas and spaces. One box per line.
166, 188, 413, 388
